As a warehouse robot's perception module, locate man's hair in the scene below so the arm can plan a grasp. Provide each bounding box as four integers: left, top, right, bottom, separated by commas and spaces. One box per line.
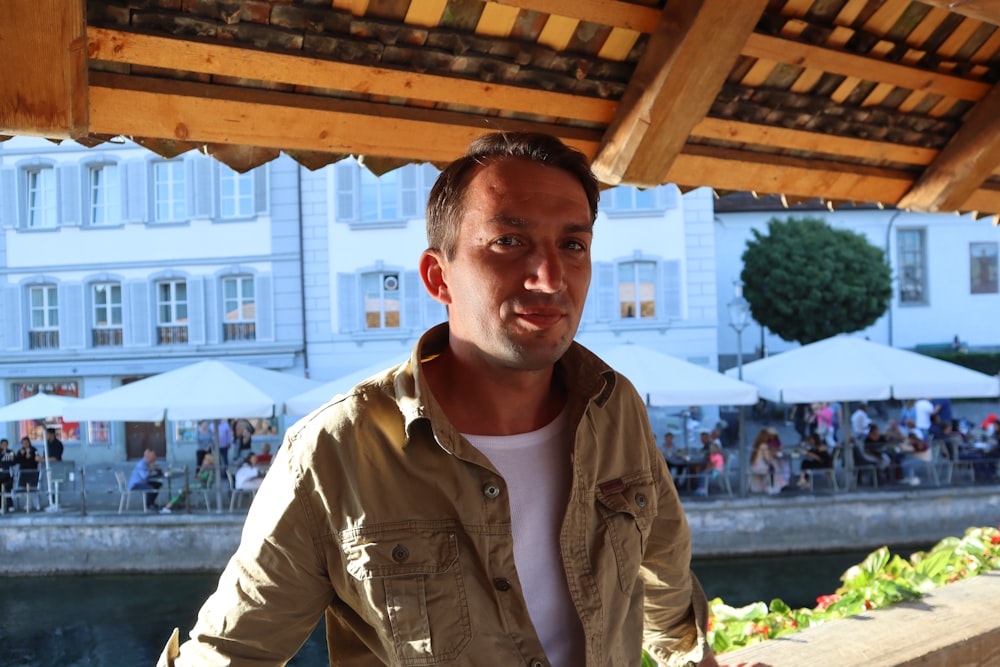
46, 427, 56, 436
426, 132, 600, 259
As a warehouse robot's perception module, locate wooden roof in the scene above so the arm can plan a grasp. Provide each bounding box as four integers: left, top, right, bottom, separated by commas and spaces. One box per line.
4, 0, 1000, 217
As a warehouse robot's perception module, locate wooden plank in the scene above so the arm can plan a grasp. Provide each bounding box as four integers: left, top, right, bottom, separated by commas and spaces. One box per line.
403, 0, 448, 27
743, 33, 991, 101
591, 0, 768, 186
665, 146, 916, 205
597, 27, 640, 61
917, 0, 1000, 27
537, 14, 579, 52
87, 73, 603, 164
690, 117, 938, 166
898, 82, 1000, 212
86, 28, 615, 124
497, 0, 659, 32
0, 0, 87, 138
476, 3, 520, 37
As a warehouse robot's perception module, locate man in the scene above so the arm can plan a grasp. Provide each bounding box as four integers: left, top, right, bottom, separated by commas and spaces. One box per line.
13, 436, 40, 490
216, 418, 232, 475
159, 133, 737, 667
914, 397, 935, 433
45, 427, 64, 462
850, 404, 871, 442
128, 448, 163, 511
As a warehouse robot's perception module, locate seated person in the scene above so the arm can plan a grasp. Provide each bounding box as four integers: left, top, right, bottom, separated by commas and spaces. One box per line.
882, 419, 906, 445
694, 442, 724, 496
161, 453, 216, 514
0, 438, 12, 505
797, 433, 833, 489
749, 440, 777, 495
234, 453, 265, 492
899, 432, 932, 486
856, 424, 895, 482
128, 448, 164, 511
254, 442, 273, 465
657, 432, 688, 484
13, 436, 40, 490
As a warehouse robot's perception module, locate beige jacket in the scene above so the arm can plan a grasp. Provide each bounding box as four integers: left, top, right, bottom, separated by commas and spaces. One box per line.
160, 324, 708, 667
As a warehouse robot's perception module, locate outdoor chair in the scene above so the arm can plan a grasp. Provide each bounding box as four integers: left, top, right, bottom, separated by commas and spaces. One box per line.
801, 446, 843, 493
701, 452, 734, 497
850, 445, 880, 491
227, 470, 257, 512
1, 464, 18, 513
113, 469, 151, 513
13, 466, 44, 513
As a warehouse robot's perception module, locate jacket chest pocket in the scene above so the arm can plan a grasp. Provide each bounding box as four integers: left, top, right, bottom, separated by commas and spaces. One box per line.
341, 523, 471, 666
595, 474, 657, 593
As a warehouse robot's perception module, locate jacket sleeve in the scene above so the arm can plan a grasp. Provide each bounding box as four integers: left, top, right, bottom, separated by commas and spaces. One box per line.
157, 439, 336, 667
640, 444, 711, 667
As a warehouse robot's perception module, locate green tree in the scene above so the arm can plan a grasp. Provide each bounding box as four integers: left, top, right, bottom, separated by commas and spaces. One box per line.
740, 216, 892, 344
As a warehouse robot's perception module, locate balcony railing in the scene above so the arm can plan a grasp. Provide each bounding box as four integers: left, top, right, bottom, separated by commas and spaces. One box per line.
92, 328, 123, 347
28, 330, 59, 350
157, 325, 189, 344
223, 322, 256, 342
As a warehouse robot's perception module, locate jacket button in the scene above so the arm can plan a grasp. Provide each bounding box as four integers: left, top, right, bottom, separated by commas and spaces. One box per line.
483, 483, 501, 499
634, 492, 647, 508
493, 577, 511, 591
391, 545, 410, 563
530, 660, 545, 667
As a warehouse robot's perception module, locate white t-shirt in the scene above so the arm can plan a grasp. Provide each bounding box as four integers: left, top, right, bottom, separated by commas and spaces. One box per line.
914, 399, 935, 430
465, 409, 584, 666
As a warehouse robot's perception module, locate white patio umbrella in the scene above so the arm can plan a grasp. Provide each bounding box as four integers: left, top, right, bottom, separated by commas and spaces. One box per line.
0, 392, 81, 511
593, 343, 759, 406
286, 357, 408, 416
62, 360, 319, 511
724, 335, 1000, 403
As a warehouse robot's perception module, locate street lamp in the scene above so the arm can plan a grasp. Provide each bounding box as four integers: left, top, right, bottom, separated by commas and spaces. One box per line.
727, 280, 752, 496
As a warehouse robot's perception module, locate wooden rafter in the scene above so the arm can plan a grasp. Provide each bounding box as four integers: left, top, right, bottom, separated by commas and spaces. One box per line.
591, 0, 768, 186
87, 73, 603, 163
0, 0, 88, 138
898, 82, 1000, 212
917, 0, 1000, 27
86, 28, 615, 125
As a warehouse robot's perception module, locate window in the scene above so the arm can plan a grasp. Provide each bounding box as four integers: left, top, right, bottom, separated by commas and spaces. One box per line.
219, 166, 254, 218
154, 160, 187, 222
222, 276, 256, 341
363, 272, 401, 329
26, 166, 57, 228
335, 162, 437, 224
618, 261, 657, 319
897, 229, 927, 304
157, 280, 188, 343
603, 185, 675, 216
11, 382, 81, 442
92, 282, 123, 347
28, 285, 59, 349
89, 163, 122, 225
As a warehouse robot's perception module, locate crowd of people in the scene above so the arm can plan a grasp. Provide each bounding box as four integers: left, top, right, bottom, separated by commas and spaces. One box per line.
658, 399, 1000, 497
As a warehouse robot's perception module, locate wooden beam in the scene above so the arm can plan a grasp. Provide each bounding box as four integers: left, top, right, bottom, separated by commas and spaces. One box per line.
591, 0, 767, 186
690, 117, 939, 166
86, 27, 615, 125
743, 33, 990, 101
497, 0, 660, 33
898, 82, 1000, 212
0, 0, 87, 138
916, 0, 1000, 27
87, 73, 603, 165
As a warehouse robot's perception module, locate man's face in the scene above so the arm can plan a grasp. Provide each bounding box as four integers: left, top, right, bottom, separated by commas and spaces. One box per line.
424, 159, 593, 371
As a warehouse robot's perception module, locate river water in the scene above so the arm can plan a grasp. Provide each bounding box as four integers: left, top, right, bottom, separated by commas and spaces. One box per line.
0, 547, 915, 666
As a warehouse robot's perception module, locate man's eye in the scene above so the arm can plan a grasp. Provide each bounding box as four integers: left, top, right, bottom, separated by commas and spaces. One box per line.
565, 240, 588, 252
494, 236, 519, 247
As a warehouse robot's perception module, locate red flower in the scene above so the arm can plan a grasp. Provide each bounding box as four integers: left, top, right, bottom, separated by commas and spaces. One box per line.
815, 594, 841, 610
990, 533, 1000, 545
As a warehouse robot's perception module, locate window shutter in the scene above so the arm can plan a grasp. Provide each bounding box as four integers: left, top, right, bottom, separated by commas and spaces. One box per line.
2, 284, 22, 350
400, 166, 418, 217
595, 262, 617, 322
403, 270, 422, 329
204, 277, 220, 344
187, 275, 205, 344
660, 260, 682, 319
59, 163, 81, 226
125, 160, 148, 223
128, 279, 151, 346
0, 166, 16, 228
335, 163, 355, 221
337, 273, 359, 332
193, 157, 214, 219
60, 283, 85, 348
255, 274, 274, 342
254, 166, 269, 214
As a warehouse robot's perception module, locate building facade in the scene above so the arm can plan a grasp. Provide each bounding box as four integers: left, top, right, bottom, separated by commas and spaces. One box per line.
0, 137, 307, 463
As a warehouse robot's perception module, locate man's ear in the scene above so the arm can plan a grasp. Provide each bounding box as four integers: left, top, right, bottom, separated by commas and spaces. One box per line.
419, 249, 452, 305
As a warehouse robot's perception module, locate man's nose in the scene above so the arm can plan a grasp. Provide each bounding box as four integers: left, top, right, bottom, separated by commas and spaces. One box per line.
526, 245, 565, 293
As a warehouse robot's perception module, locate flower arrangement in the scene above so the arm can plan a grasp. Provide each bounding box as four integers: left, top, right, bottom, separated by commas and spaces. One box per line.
704, 526, 1000, 654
